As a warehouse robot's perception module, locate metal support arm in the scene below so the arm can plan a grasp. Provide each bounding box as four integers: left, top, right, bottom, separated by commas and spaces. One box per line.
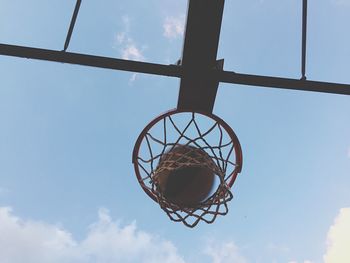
0, 43, 349, 96
177, 0, 225, 113
0, 43, 181, 77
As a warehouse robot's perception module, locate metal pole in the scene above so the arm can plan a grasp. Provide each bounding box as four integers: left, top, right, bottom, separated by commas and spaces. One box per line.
63, 0, 82, 51
301, 0, 308, 80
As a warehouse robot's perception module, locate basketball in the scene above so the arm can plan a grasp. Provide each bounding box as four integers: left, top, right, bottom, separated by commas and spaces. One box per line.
153, 145, 216, 207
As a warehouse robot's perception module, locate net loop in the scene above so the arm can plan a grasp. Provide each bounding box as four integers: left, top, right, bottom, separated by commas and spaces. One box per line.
133, 109, 242, 228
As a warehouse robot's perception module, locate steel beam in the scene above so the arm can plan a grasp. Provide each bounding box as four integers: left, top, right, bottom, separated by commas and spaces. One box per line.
218, 71, 350, 95
0, 43, 349, 95
0, 43, 182, 77
177, 0, 225, 113
63, 0, 82, 51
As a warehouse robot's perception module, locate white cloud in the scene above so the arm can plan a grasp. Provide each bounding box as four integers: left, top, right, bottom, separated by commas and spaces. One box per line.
121, 44, 144, 61
114, 15, 145, 61
0, 207, 185, 263
116, 32, 126, 45
204, 241, 247, 263
163, 15, 185, 39
323, 208, 350, 263
128, 73, 138, 85
347, 147, 350, 158
4, 205, 349, 263
287, 208, 350, 263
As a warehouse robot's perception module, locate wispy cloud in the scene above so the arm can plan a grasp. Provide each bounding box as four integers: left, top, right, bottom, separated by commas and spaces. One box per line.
323, 207, 350, 263
347, 147, 350, 159
114, 15, 145, 84
163, 15, 185, 39
121, 44, 144, 61
114, 15, 145, 61
204, 241, 247, 263
128, 73, 138, 85
0, 207, 185, 263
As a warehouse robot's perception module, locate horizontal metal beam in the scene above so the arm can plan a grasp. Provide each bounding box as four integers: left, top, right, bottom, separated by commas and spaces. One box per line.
0, 43, 182, 77
1, 43, 349, 95
218, 71, 350, 95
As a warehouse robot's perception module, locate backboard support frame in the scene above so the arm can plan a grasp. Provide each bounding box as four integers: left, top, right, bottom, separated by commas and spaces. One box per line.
177, 0, 224, 114
0, 0, 349, 97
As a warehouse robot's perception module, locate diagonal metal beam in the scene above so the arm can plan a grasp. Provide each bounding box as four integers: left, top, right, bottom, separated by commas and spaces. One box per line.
63, 0, 82, 51
0, 43, 350, 95
0, 43, 182, 77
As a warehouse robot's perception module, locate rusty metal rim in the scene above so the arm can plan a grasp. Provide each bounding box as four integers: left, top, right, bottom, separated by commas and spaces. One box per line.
132, 108, 243, 203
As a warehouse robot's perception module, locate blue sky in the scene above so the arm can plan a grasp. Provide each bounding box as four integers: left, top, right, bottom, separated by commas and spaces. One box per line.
0, 0, 349, 262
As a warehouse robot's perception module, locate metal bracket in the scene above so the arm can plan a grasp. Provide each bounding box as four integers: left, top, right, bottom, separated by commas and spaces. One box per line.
177, 0, 225, 114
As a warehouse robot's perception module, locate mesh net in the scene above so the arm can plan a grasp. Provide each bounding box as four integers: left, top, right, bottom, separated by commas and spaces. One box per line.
133, 111, 241, 228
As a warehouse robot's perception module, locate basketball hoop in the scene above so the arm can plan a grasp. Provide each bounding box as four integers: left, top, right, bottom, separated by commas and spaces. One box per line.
132, 109, 243, 227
